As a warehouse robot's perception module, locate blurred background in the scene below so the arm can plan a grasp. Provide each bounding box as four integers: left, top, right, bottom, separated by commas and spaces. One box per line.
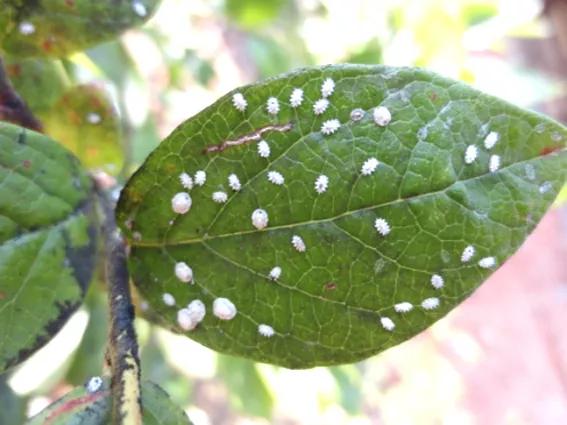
2, 0, 567, 424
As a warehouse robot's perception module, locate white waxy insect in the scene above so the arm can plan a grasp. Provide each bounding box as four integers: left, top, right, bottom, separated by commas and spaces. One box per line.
394, 302, 413, 313
461, 245, 475, 263
373, 106, 392, 127
314, 175, 329, 194
489, 155, 501, 173
478, 256, 496, 268
19, 21, 35, 35
313, 98, 329, 115
267, 171, 284, 185
86, 112, 102, 124
171, 192, 192, 214
258, 324, 275, 337
212, 191, 228, 203
86, 376, 104, 393
175, 262, 193, 283
464, 145, 478, 164
291, 235, 306, 252
162, 293, 175, 306
187, 299, 206, 323
361, 157, 379, 176
194, 170, 206, 186
539, 181, 552, 194
251, 208, 269, 230
321, 119, 340, 135
177, 308, 196, 331
232, 92, 247, 112
380, 317, 395, 331
258, 140, 271, 158
374, 218, 391, 236
269, 266, 282, 280
228, 173, 241, 191
350, 108, 365, 121
290, 88, 304, 108
179, 172, 193, 190
421, 297, 440, 310
213, 297, 237, 320
484, 131, 499, 149
267, 97, 280, 115
430, 274, 444, 289
321, 78, 335, 98
132, 1, 148, 17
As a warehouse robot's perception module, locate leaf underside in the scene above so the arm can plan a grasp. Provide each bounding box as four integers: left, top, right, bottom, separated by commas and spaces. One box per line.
117, 65, 567, 368
0, 122, 96, 372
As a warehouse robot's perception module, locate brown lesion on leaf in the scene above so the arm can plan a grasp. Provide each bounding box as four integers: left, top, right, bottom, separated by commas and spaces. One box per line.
203, 122, 293, 154
324, 282, 337, 291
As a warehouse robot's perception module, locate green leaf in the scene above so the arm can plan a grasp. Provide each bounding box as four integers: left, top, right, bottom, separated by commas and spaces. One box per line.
0, 121, 97, 372
141, 381, 192, 425
116, 64, 567, 368
0, 0, 161, 59
0, 374, 26, 425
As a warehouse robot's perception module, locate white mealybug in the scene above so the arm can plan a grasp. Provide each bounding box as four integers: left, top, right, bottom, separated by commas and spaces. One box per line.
171, 192, 192, 214
461, 245, 475, 263
464, 145, 478, 164
251, 208, 269, 230
132, 1, 148, 17
187, 299, 206, 323
314, 175, 329, 194
350, 108, 365, 121
478, 256, 496, 268
539, 181, 553, 194
174, 261, 193, 283
269, 266, 282, 280
290, 88, 304, 108
380, 317, 395, 331
484, 131, 499, 149
421, 297, 440, 310
430, 274, 444, 289
373, 106, 392, 127
321, 119, 340, 135
267, 171, 285, 185
374, 218, 391, 236
19, 21, 35, 35
213, 297, 237, 320
313, 98, 330, 115
394, 302, 413, 313
212, 191, 228, 203
321, 78, 335, 98
179, 172, 193, 190
267, 97, 280, 115
258, 324, 275, 337
489, 155, 501, 173
258, 140, 271, 158
194, 170, 206, 186
162, 293, 175, 306
86, 376, 104, 393
228, 173, 241, 191
361, 157, 379, 176
232, 92, 247, 112
177, 308, 196, 331
291, 235, 306, 252
86, 112, 102, 124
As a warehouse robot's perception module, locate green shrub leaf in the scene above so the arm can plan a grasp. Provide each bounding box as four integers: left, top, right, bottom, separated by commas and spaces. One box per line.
116, 65, 567, 368
0, 122, 97, 372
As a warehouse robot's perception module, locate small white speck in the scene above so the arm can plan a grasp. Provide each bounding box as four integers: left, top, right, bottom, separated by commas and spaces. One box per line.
213, 297, 237, 320
394, 302, 413, 313
313, 98, 329, 115
464, 145, 478, 164
228, 173, 241, 191
132, 231, 142, 241
132, 1, 147, 17
361, 157, 379, 176
373, 106, 392, 126
162, 293, 175, 306
171, 192, 192, 214
484, 131, 499, 149
187, 299, 206, 323
258, 324, 275, 337
86, 376, 103, 393
175, 262, 193, 283
380, 317, 395, 331
525, 164, 536, 181
314, 175, 329, 194
489, 155, 501, 173
267, 97, 280, 115
350, 108, 365, 121
539, 181, 553, 194
321, 78, 335, 98
461, 245, 475, 263
421, 297, 440, 310
267, 171, 284, 185
269, 266, 282, 280
19, 21, 35, 35
321, 119, 340, 135
194, 170, 206, 186
177, 308, 196, 331
258, 140, 271, 158
290, 88, 304, 108
431, 274, 444, 289
86, 112, 102, 124
232, 93, 247, 112
212, 191, 228, 203
374, 218, 391, 236
251, 208, 269, 230
179, 172, 193, 190
140, 301, 149, 311
478, 257, 496, 268
291, 235, 306, 252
